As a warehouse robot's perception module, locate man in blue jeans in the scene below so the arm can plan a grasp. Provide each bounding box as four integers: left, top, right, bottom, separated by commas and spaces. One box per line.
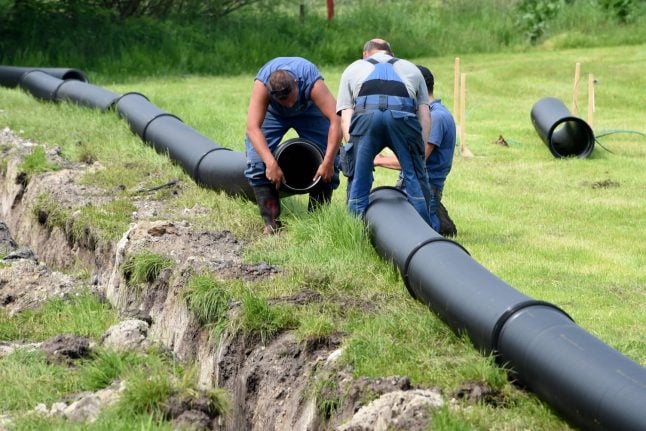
336, 39, 432, 224
336, 39, 431, 224
375, 65, 457, 236
245, 57, 341, 234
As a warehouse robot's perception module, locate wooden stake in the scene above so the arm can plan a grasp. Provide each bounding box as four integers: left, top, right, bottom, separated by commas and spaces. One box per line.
573, 62, 581, 115
453, 57, 460, 120
588, 73, 595, 131
459, 72, 473, 157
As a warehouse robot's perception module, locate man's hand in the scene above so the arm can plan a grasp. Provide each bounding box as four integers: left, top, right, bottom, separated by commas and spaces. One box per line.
314, 159, 334, 183
265, 159, 285, 189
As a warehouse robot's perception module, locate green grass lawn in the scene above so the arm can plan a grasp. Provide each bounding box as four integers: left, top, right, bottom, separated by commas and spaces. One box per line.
1, 43, 644, 429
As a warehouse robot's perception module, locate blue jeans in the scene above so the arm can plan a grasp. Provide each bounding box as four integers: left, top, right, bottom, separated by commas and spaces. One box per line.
397, 175, 444, 232
347, 109, 431, 224
245, 105, 339, 190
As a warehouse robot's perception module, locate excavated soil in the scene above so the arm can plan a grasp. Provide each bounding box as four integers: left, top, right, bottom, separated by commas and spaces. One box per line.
0, 127, 498, 430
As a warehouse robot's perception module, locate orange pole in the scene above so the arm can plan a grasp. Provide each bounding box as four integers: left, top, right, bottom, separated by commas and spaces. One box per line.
327, 0, 334, 21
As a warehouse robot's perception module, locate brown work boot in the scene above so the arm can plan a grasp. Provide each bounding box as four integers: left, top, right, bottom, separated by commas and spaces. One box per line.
252, 185, 282, 234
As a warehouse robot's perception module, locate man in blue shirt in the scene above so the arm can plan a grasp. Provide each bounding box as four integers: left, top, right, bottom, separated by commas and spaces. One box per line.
245, 57, 341, 234
375, 65, 457, 236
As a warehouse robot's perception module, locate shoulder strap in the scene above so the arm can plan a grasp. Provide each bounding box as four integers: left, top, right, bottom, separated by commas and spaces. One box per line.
365, 57, 399, 65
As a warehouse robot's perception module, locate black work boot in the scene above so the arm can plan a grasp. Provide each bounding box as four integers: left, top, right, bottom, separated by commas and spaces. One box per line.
437, 202, 457, 238
308, 187, 333, 212
252, 185, 282, 234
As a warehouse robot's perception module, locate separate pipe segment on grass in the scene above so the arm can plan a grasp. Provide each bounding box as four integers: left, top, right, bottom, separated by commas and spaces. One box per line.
531, 97, 595, 158
3, 65, 645, 431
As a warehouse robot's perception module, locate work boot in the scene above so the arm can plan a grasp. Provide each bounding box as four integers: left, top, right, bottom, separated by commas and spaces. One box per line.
252, 185, 282, 234
308, 187, 333, 212
437, 202, 457, 237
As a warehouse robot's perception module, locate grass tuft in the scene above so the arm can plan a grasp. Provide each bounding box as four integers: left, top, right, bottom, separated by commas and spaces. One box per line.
121, 250, 174, 289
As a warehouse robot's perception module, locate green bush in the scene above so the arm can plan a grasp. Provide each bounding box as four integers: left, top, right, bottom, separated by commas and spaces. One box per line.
1, 0, 643, 79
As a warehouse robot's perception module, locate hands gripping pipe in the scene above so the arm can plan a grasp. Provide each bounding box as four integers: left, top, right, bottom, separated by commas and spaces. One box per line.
2, 65, 645, 430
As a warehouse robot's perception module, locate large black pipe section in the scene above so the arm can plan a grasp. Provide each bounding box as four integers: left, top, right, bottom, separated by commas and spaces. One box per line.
116, 92, 322, 198
56, 80, 120, 112
115, 91, 253, 198
16, 70, 119, 112
0, 65, 88, 88
531, 97, 595, 158
365, 186, 646, 431
18, 70, 66, 102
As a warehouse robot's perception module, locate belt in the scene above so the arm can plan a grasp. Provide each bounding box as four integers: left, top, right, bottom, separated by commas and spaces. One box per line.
354, 104, 417, 114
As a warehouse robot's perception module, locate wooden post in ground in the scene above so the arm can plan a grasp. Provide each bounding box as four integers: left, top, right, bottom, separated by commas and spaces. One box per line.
588, 73, 595, 130
453, 57, 460, 120
573, 62, 581, 115
459, 72, 473, 157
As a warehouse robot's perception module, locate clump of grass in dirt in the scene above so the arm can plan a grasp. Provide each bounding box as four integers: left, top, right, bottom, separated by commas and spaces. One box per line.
121, 250, 174, 291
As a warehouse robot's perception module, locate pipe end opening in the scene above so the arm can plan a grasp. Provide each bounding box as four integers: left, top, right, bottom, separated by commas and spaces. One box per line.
548, 118, 595, 158
274, 138, 323, 194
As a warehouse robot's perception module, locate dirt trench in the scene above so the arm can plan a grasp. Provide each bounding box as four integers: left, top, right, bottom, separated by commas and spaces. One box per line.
0, 128, 456, 430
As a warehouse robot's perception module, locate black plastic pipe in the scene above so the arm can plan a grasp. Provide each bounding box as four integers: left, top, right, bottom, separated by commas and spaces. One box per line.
17, 70, 118, 113
0, 65, 88, 88
365, 186, 646, 431
115, 92, 181, 141
531, 97, 595, 158
18, 70, 66, 101
115, 92, 321, 198
273, 138, 323, 194
143, 112, 255, 199
56, 80, 120, 112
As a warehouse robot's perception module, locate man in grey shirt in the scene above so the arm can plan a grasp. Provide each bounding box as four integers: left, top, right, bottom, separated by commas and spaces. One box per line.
336, 38, 432, 224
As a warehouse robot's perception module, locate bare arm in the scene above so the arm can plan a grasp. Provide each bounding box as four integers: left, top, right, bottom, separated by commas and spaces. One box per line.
374, 153, 401, 170
417, 104, 432, 159
340, 108, 353, 143
245, 80, 284, 188
310, 79, 342, 182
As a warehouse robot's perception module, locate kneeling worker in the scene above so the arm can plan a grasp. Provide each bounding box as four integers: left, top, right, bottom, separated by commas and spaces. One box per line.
245, 57, 342, 234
